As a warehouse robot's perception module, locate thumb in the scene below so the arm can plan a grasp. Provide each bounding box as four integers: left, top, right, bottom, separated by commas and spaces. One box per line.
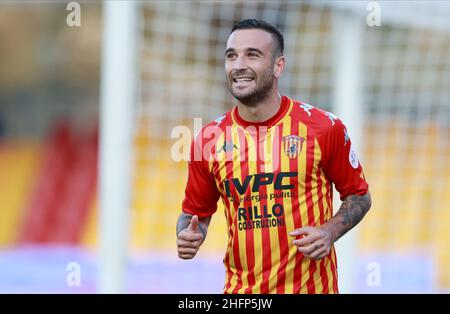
188, 215, 199, 233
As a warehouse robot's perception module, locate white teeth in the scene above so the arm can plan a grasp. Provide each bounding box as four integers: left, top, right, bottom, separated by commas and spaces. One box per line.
234, 78, 253, 82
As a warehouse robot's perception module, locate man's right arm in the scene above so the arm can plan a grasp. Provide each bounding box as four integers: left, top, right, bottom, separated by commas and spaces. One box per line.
176, 212, 212, 259
178, 129, 219, 259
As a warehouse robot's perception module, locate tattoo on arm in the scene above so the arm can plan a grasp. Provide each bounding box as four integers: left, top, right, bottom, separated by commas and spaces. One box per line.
176, 213, 192, 235
324, 192, 372, 243
176, 212, 210, 241
197, 223, 207, 241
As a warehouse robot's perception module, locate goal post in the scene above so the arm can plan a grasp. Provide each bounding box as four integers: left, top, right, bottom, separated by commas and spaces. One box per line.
98, 1, 138, 293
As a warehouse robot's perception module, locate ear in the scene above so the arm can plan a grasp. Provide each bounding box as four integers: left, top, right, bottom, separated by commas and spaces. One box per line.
273, 55, 285, 79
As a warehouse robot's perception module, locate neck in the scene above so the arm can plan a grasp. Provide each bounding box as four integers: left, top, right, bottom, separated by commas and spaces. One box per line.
236, 91, 282, 123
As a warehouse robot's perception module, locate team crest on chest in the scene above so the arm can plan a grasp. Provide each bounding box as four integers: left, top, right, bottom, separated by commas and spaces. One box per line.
282, 135, 305, 159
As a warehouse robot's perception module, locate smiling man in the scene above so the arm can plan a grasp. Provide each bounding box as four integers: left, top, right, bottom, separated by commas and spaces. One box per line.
176, 19, 371, 294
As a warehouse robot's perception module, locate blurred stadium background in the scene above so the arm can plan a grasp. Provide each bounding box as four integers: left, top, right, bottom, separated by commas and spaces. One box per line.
0, 0, 448, 293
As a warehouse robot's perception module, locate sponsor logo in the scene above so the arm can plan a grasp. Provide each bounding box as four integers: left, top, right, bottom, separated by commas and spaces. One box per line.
224, 172, 297, 197
214, 114, 226, 125
344, 128, 350, 146
224, 172, 297, 231
300, 103, 314, 117
217, 140, 238, 153
237, 204, 286, 231
349, 146, 359, 169
326, 112, 338, 126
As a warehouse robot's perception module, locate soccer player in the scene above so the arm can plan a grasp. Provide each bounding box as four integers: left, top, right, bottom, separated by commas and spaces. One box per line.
176, 19, 371, 294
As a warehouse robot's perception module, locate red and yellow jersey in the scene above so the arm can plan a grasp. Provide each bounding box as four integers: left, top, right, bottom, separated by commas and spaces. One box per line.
182, 95, 368, 294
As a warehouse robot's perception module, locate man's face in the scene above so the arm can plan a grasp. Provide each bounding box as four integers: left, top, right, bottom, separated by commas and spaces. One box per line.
225, 29, 279, 105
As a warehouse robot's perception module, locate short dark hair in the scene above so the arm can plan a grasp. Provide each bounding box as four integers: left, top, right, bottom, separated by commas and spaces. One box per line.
231, 19, 284, 58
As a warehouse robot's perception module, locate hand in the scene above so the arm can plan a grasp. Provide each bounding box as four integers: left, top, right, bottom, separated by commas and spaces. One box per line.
177, 215, 204, 260
289, 226, 333, 260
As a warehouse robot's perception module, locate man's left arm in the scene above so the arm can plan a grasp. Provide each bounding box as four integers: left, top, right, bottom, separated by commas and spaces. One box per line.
290, 191, 372, 260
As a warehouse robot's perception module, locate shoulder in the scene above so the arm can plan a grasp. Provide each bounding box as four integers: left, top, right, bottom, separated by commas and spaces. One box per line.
193, 111, 232, 146
289, 98, 344, 137
189, 111, 233, 163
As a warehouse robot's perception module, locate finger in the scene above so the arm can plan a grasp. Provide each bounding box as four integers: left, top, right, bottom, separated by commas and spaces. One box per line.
297, 243, 322, 255
178, 253, 195, 260
177, 238, 202, 249
317, 247, 331, 259
179, 231, 203, 242
177, 238, 197, 247
177, 247, 198, 255
289, 226, 314, 237
292, 233, 321, 247
308, 247, 328, 260
189, 215, 199, 232
314, 250, 329, 260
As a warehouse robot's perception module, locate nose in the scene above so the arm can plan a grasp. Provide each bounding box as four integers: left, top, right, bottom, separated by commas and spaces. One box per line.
233, 55, 248, 70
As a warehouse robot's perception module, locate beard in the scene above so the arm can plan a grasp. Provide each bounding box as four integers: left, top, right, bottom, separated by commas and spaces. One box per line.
227, 68, 274, 107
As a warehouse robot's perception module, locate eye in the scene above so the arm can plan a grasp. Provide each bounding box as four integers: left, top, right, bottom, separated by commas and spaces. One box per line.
248, 52, 259, 58
226, 53, 236, 60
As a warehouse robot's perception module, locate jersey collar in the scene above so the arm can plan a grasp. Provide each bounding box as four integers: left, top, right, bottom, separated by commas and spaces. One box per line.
232, 95, 291, 128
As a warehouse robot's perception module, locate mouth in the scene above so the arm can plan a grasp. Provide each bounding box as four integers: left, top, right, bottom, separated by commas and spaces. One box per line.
232, 76, 254, 84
